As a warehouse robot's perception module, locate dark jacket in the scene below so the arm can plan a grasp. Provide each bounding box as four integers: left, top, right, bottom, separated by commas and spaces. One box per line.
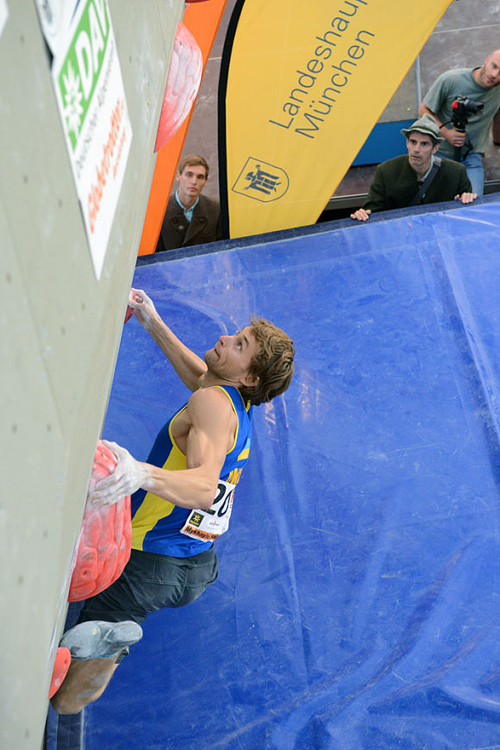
363, 155, 472, 213
156, 193, 222, 252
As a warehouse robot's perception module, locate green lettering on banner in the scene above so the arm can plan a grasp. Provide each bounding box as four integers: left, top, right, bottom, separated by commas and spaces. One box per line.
57, 0, 110, 151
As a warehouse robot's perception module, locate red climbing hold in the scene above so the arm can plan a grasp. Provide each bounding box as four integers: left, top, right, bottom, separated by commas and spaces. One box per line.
68, 441, 131, 602
49, 647, 71, 699
124, 288, 137, 323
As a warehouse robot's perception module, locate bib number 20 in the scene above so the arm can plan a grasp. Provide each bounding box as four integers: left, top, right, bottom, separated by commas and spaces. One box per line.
180, 479, 236, 542
207, 482, 233, 518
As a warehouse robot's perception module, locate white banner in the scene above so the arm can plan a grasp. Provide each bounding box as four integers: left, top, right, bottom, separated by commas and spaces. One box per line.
34, 0, 78, 58
0, 0, 8, 38
52, 0, 132, 278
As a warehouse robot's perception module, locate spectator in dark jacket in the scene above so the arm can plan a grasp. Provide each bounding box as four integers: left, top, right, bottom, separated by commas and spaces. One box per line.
156, 155, 221, 250
350, 114, 476, 221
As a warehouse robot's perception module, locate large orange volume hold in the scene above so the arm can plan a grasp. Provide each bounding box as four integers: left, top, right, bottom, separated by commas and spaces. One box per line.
68, 441, 131, 602
154, 21, 203, 152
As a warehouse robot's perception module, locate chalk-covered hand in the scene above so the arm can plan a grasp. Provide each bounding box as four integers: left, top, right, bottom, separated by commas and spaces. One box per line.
127, 288, 160, 331
88, 440, 150, 506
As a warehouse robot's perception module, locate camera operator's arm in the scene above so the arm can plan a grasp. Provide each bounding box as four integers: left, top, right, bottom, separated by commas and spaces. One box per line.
418, 102, 466, 148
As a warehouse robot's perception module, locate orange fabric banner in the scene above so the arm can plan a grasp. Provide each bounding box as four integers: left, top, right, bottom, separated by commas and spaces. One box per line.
138, 0, 227, 256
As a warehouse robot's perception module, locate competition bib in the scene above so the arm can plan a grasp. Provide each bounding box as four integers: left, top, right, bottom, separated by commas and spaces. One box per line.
180, 479, 235, 542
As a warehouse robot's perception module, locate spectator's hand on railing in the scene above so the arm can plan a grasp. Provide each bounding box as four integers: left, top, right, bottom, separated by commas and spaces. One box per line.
350, 208, 372, 222
455, 192, 477, 204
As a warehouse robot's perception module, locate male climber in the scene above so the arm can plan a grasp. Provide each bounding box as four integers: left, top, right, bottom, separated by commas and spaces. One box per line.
51, 289, 295, 715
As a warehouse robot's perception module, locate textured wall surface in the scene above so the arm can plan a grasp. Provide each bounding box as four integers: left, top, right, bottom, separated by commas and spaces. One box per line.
0, 2, 182, 747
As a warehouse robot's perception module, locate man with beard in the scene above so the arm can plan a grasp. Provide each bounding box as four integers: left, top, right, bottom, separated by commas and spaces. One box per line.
419, 49, 500, 196
51, 289, 295, 715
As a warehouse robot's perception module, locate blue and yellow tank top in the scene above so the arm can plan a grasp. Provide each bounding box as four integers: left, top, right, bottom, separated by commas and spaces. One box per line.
131, 385, 252, 557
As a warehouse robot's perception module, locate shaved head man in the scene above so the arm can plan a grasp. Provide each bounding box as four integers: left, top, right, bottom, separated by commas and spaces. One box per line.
419, 50, 500, 195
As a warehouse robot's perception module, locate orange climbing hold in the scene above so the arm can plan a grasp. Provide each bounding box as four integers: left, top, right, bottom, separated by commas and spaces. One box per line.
68, 441, 131, 602
49, 647, 71, 699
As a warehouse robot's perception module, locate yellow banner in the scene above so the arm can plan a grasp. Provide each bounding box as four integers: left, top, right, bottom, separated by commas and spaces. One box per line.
220, 0, 452, 238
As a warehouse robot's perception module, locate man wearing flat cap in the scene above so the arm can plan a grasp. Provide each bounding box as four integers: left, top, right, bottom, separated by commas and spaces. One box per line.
351, 114, 476, 221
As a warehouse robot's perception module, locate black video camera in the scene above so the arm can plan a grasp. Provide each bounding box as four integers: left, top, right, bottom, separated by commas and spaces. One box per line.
451, 95, 484, 132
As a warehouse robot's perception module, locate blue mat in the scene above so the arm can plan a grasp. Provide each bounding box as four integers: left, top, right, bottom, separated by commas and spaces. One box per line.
84, 200, 500, 749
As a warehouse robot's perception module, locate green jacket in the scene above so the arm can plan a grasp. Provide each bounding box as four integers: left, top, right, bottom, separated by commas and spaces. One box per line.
363, 155, 472, 213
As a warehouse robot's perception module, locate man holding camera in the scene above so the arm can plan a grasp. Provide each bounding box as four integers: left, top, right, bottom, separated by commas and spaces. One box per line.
419, 50, 500, 195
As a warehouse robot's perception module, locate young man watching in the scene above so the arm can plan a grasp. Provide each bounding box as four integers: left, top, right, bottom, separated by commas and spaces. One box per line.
51, 289, 295, 715
156, 154, 222, 251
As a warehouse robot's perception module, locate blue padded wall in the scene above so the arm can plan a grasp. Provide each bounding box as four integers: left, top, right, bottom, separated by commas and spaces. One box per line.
84, 200, 500, 749
351, 119, 413, 165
